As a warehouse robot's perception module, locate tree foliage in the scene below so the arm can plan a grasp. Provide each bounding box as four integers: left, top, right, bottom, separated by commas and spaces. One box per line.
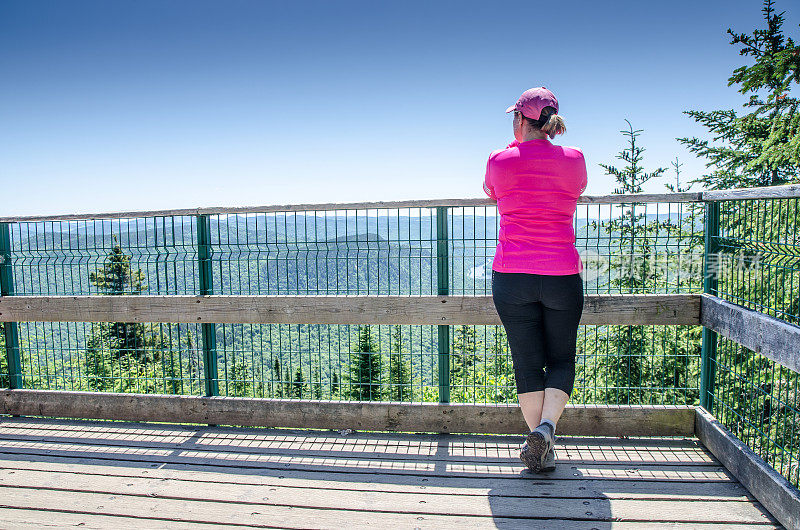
292, 366, 307, 398
387, 325, 411, 401
349, 325, 382, 401
678, 0, 800, 189
88, 234, 164, 362
589, 122, 702, 405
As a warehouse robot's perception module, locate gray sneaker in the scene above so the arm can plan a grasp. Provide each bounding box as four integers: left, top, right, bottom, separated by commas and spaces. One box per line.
540, 445, 556, 472
520, 424, 555, 473
520, 442, 556, 473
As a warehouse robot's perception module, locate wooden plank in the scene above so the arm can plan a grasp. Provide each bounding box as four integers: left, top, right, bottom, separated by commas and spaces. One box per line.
0, 440, 734, 483
0, 198, 490, 223
0, 504, 778, 530
579, 191, 702, 204
0, 509, 233, 529
695, 406, 800, 530
0, 415, 703, 446
0, 428, 715, 466
0, 425, 717, 465
0, 469, 776, 524
0, 390, 696, 436
0, 293, 701, 326
703, 183, 800, 201
700, 294, 800, 373
0, 192, 706, 223
0, 511, 779, 530
0, 511, 777, 530
0, 485, 611, 529
0, 456, 752, 501
0, 415, 708, 447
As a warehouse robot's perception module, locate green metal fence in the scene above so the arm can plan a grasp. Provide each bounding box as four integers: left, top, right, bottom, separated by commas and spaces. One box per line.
703, 196, 800, 489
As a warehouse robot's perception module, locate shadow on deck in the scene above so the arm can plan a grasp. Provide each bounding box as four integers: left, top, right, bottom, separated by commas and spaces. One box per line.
0, 415, 781, 529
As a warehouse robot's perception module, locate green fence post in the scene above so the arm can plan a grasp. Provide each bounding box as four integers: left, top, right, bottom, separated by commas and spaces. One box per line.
0, 223, 22, 390
196, 214, 219, 398
436, 207, 450, 404
700, 201, 720, 413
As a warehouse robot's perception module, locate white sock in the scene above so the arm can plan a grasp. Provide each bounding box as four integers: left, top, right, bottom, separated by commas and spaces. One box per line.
539, 419, 556, 436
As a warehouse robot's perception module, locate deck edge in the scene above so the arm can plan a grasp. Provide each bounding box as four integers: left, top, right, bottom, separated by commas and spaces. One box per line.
695, 406, 799, 530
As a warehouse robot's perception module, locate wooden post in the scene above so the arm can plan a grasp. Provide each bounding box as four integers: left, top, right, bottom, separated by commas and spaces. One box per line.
0, 223, 21, 390
700, 201, 720, 413
196, 214, 219, 398
436, 207, 450, 404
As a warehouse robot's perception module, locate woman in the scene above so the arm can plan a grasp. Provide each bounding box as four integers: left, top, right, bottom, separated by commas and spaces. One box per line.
483, 87, 587, 473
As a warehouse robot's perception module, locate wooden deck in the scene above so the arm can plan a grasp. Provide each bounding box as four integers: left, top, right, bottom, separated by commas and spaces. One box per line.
0, 415, 782, 529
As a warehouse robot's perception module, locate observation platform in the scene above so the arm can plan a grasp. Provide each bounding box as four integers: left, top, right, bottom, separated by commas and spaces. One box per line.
0, 414, 781, 529
2, 184, 800, 527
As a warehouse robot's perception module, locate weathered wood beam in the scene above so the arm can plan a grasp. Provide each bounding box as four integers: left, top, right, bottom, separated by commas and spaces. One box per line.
695, 407, 800, 530
578, 191, 702, 204
700, 294, 800, 373
0, 294, 701, 326
0, 389, 696, 437
3, 184, 799, 224
703, 183, 800, 201
0, 192, 708, 223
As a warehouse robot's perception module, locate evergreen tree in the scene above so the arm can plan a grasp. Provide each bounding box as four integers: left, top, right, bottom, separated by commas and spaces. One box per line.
292, 367, 307, 398
230, 360, 252, 396
349, 325, 382, 401
676, 1, 800, 462
451, 325, 478, 386
387, 325, 411, 401
84, 325, 115, 391
311, 358, 323, 399
184, 329, 200, 394
487, 325, 515, 403
599, 121, 668, 403
331, 371, 340, 398
88, 234, 158, 362
272, 357, 284, 398
657, 157, 703, 405
665, 157, 688, 193
678, 0, 800, 189
162, 346, 183, 395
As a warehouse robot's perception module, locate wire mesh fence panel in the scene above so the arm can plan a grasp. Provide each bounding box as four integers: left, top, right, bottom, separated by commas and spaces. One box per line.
575, 201, 705, 295
574, 324, 702, 405
7, 217, 199, 296
215, 324, 439, 402
708, 196, 800, 489
715, 197, 800, 324
208, 209, 438, 296
3, 216, 204, 394
12, 321, 205, 394
711, 336, 800, 489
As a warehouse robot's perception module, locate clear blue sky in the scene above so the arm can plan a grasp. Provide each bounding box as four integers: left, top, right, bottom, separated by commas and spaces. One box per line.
1, 0, 797, 217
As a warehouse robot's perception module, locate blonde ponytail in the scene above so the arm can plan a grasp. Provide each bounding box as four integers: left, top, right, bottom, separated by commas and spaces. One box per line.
541, 113, 567, 139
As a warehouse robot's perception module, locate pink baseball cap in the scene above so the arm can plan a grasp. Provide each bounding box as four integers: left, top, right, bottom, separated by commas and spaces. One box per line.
505, 87, 559, 119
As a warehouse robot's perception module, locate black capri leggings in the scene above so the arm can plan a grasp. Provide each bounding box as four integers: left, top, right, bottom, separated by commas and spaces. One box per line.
491, 270, 584, 396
